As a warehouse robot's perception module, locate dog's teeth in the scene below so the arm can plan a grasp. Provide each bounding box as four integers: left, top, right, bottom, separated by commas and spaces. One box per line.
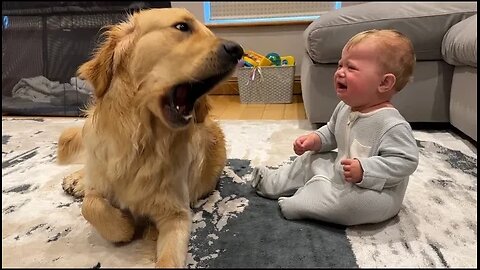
183, 114, 193, 120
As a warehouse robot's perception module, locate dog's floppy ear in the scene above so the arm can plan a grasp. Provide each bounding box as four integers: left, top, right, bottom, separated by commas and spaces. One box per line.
77, 17, 135, 98
194, 95, 212, 123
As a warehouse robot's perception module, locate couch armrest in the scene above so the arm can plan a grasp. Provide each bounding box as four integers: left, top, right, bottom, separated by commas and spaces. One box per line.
304, 2, 477, 64
442, 14, 477, 68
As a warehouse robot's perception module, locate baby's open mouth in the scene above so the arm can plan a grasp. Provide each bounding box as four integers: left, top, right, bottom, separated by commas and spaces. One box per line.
336, 81, 347, 91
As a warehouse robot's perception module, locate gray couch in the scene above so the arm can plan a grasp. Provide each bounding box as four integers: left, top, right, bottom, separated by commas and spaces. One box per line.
301, 2, 477, 141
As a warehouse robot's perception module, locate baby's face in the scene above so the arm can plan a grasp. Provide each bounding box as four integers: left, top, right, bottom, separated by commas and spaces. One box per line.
334, 40, 386, 111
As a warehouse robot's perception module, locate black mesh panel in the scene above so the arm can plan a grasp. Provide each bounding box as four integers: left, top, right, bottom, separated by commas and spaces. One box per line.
2, 1, 171, 116
46, 13, 127, 82
2, 16, 44, 97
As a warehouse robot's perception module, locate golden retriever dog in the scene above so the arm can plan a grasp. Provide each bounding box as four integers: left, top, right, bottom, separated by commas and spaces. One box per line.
56, 8, 243, 267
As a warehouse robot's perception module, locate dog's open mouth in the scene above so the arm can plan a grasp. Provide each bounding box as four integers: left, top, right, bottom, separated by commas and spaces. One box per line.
161, 72, 228, 127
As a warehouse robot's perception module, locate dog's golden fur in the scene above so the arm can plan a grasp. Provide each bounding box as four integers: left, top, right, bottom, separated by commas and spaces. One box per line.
57, 8, 242, 267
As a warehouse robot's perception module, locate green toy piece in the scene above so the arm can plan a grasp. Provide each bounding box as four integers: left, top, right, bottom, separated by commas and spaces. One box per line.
266, 52, 281, 66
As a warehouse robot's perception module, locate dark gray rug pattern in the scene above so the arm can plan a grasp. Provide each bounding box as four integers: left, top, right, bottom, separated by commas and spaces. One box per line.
189, 158, 356, 268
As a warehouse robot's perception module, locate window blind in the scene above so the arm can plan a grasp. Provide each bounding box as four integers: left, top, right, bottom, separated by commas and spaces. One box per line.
209, 2, 339, 20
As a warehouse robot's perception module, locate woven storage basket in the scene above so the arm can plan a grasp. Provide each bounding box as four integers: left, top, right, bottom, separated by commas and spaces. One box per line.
237, 65, 295, 103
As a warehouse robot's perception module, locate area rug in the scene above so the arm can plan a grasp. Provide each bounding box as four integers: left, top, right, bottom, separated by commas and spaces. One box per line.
2, 117, 477, 268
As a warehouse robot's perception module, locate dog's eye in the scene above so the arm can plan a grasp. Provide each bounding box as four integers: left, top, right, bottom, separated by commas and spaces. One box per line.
174, 23, 190, 32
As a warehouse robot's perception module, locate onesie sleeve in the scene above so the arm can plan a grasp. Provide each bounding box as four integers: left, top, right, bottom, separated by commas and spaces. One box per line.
314, 102, 343, 152
355, 123, 419, 191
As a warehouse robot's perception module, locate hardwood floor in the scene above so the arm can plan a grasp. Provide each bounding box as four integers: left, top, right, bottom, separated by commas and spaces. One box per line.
2, 95, 307, 120
209, 94, 306, 120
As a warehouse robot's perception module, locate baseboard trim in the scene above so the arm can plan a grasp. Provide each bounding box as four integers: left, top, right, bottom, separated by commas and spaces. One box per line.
211, 75, 302, 95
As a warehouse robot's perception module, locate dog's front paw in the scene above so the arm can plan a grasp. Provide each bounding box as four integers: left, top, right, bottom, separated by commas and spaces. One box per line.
62, 169, 85, 198
155, 258, 182, 268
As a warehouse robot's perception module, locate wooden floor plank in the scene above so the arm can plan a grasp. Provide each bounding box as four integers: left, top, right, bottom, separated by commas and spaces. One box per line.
209, 95, 306, 120
262, 103, 285, 120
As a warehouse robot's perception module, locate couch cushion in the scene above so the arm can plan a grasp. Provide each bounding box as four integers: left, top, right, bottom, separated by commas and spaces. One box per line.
442, 15, 477, 67
304, 2, 477, 64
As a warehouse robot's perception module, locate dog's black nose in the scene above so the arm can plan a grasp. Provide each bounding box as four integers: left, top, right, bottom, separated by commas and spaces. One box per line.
222, 41, 244, 61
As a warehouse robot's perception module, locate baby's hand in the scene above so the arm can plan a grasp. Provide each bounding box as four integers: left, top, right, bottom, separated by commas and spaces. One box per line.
293, 133, 321, 155
293, 135, 309, 155
340, 159, 363, 183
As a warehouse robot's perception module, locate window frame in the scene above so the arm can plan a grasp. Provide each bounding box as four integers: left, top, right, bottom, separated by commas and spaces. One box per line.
203, 1, 342, 26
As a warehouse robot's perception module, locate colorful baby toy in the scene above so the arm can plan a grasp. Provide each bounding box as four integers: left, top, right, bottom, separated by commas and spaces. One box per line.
242, 50, 295, 67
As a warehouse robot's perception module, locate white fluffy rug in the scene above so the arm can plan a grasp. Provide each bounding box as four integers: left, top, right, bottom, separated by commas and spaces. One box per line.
2, 117, 477, 268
